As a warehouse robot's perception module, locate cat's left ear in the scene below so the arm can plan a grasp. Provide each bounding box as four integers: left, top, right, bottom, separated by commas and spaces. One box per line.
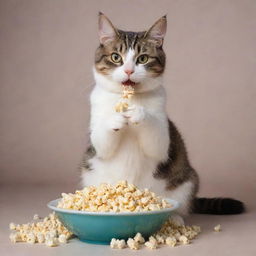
145, 15, 167, 47
98, 12, 118, 45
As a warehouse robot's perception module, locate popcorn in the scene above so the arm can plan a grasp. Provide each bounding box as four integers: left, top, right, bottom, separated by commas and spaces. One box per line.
110, 218, 201, 250
127, 238, 139, 250
45, 238, 58, 247
9, 232, 22, 243
166, 237, 177, 247
33, 214, 40, 220
178, 235, 189, 245
145, 240, 157, 249
9, 223, 16, 230
115, 85, 135, 113
134, 233, 145, 244
110, 238, 126, 249
58, 234, 67, 244
57, 181, 172, 213
214, 224, 221, 232
9, 212, 72, 247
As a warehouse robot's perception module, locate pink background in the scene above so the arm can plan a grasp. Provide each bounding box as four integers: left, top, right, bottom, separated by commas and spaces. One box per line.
0, 0, 255, 200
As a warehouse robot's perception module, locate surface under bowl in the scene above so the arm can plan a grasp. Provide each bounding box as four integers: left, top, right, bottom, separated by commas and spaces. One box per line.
47, 198, 179, 244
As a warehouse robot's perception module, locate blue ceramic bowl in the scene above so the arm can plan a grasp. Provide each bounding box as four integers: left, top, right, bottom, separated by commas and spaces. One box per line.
47, 198, 179, 244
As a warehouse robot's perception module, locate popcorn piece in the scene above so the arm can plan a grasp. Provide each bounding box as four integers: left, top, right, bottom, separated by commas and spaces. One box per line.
45, 238, 58, 247
9, 223, 16, 230
145, 240, 157, 250
33, 214, 40, 220
27, 233, 36, 244
9, 232, 22, 243
127, 238, 139, 250
166, 237, 177, 247
144, 236, 158, 249
155, 234, 165, 244
178, 235, 189, 245
134, 233, 145, 244
37, 233, 45, 243
214, 224, 221, 232
58, 234, 67, 244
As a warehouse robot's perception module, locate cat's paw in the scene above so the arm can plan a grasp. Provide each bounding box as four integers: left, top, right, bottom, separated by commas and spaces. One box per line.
123, 105, 146, 125
108, 113, 128, 131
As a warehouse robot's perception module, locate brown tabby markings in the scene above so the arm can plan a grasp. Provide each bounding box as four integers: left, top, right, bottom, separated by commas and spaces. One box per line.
95, 30, 166, 77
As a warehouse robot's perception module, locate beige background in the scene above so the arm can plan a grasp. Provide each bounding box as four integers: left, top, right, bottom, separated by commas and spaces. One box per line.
1, 0, 256, 198
1, 1, 256, 256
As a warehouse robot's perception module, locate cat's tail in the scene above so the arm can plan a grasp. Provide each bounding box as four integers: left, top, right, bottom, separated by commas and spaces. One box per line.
193, 197, 245, 215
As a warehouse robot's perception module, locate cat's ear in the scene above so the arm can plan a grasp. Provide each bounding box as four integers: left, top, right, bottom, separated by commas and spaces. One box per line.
98, 12, 118, 45
145, 15, 167, 47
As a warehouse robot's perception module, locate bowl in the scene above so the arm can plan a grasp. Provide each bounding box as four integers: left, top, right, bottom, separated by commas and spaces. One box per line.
47, 198, 179, 244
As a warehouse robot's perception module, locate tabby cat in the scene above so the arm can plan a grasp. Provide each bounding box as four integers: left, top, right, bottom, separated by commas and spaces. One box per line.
81, 13, 244, 217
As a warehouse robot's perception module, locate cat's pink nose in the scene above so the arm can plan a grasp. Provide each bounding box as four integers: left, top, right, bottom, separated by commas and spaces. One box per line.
124, 69, 134, 76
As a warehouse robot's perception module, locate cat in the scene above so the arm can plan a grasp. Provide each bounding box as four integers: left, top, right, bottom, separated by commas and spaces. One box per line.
81, 12, 244, 217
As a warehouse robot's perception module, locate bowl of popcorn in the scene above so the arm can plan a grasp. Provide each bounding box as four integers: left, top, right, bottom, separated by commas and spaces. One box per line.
47, 181, 179, 245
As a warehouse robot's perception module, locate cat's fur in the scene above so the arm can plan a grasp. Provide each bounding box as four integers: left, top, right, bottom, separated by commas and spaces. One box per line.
81, 13, 244, 216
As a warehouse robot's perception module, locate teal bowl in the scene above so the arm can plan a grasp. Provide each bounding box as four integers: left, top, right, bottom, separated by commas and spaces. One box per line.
47, 198, 179, 244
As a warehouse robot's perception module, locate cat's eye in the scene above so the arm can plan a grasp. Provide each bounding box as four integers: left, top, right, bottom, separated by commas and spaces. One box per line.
111, 53, 122, 63
137, 54, 149, 64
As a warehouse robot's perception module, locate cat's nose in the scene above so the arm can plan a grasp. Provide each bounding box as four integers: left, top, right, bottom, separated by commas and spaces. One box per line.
124, 69, 134, 76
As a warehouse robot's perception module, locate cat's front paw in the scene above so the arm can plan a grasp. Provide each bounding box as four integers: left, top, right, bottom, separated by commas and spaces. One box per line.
108, 113, 128, 131
123, 105, 146, 125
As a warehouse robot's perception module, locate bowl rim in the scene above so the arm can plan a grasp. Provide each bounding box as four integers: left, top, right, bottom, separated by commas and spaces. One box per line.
47, 198, 179, 216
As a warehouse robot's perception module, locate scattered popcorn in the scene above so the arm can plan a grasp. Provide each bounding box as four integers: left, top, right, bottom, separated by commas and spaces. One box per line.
9, 212, 72, 247
214, 224, 221, 232
57, 181, 172, 213
134, 233, 145, 244
110, 218, 201, 250
165, 237, 177, 247
127, 238, 139, 250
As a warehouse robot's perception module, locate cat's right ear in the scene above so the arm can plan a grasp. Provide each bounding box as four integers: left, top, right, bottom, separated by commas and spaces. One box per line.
98, 12, 118, 45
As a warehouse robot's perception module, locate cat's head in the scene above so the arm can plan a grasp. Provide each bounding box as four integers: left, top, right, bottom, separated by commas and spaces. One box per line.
94, 12, 167, 93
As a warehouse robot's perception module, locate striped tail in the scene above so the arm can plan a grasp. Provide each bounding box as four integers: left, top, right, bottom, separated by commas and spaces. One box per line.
193, 197, 245, 215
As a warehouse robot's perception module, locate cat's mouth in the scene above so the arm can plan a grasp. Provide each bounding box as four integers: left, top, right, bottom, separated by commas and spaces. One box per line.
122, 79, 136, 87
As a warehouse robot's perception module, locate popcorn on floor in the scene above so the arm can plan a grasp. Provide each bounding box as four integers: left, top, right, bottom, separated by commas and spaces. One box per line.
214, 224, 221, 232
110, 218, 201, 250
9, 212, 72, 247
